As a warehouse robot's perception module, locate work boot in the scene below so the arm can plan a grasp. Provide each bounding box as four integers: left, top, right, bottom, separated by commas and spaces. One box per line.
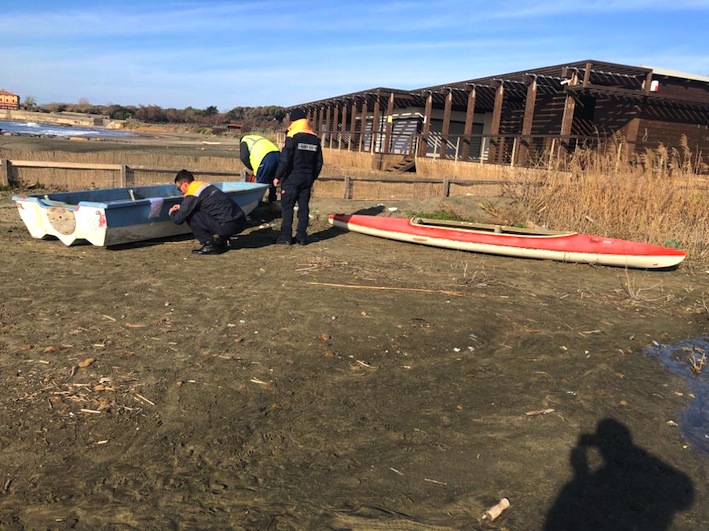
192, 242, 226, 255
214, 236, 230, 251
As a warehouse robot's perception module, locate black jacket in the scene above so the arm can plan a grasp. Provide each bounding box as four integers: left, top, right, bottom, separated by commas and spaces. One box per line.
274, 130, 323, 185
170, 181, 245, 225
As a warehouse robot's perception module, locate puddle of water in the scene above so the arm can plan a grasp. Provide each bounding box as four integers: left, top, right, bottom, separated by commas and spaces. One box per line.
646, 337, 709, 455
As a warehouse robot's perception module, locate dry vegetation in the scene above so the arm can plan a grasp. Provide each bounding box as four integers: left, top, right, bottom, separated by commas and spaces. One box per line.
480, 136, 709, 267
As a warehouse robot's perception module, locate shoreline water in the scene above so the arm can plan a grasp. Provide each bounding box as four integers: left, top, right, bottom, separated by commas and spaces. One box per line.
0, 121, 243, 160
0, 118, 138, 139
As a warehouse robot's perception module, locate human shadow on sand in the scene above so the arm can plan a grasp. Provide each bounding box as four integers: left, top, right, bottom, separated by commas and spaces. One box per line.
307, 204, 387, 244
544, 418, 694, 531
110, 203, 388, 250
244, 203, 389, 246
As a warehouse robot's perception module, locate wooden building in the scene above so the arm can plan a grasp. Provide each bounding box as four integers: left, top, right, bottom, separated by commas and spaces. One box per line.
289, 60, 709, 169
0, 90, 20, 110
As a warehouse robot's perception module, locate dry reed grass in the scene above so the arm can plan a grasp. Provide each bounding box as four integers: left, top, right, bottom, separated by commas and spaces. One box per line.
321, 149, 384, 172
484, 136, 709, 266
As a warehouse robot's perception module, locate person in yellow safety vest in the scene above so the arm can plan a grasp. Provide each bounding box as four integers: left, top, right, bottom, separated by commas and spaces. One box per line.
239, 134, 280, 203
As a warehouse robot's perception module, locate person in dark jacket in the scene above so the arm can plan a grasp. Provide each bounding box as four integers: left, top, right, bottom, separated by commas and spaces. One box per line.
273, 108, 323, 245
169, 169, 246, 255
239, 134, 280, 204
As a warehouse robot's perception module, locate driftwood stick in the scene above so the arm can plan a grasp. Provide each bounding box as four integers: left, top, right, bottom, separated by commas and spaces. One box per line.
525, 408, 555, 416
133, 393, 155, 406
306, 281, 463, 297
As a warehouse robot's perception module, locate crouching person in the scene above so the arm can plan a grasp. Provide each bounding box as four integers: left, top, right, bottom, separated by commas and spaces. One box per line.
169, 169, 246, 255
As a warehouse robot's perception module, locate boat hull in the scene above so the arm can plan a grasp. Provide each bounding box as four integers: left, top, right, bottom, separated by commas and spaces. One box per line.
328, 214, 686, 269
13, 182, 269, 247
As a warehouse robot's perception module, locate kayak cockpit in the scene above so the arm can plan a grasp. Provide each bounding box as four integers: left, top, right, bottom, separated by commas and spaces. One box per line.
411, 217, 577, 237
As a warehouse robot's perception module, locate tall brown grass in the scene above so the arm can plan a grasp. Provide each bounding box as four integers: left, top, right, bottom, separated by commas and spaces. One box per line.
484, 136, 708, 266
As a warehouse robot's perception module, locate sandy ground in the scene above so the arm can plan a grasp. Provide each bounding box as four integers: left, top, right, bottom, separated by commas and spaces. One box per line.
1, 134, 709, 530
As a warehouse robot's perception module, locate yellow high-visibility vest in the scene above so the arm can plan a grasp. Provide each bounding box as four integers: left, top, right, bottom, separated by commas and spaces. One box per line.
241, 135, 279, 177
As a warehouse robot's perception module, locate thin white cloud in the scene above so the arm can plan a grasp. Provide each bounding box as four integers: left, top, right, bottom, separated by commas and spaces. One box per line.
2, 0, 707, 108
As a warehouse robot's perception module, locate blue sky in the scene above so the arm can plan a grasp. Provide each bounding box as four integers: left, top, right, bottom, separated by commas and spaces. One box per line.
1, 1, 708, 111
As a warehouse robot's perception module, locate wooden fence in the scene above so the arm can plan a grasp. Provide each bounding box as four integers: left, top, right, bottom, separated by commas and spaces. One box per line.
317, 175, 506, 199
1, 159, 245, 190
1, 159, 508, 199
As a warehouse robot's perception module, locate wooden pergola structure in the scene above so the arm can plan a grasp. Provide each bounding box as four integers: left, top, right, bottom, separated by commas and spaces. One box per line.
289, 60, 709, 168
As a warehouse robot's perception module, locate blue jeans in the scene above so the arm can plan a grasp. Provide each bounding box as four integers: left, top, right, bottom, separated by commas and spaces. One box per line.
256, 151, 279, 203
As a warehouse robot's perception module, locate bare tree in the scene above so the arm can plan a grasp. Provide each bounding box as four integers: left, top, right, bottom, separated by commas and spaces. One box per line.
23, 95, 37, 109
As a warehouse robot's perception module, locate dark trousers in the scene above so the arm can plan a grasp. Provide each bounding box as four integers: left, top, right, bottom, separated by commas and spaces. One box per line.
256, 151, 279, 203
187, 211, 245, 244
280, 177, 312, 242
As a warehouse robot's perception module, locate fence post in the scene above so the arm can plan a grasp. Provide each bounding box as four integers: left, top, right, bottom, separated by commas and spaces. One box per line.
344, 176, 352, 199
120, 165, 128, 187
0, 159, 9, 187
442, 178, 450, 198
510, 137, 518, 168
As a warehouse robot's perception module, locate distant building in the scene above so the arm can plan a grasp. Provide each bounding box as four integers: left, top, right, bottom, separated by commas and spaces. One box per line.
226, 121, 243, 133
212, 122, 243, 135
0, 90, 20, 110
289, 59, 709, 168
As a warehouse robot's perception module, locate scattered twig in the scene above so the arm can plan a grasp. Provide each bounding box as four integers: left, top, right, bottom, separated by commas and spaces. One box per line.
306, 281, 464, 297
619, 270, 664, 302
133, 393, 155, 406
688, 352, 706, 375
390, 467, 404, 476
424, 478, 447, 486
102, 315, 116, 322
700, 293, 709, 318
250, 377, 269, 385
65, 365, 78, 381
525, 408, 555, 416
80, 408, 102, 414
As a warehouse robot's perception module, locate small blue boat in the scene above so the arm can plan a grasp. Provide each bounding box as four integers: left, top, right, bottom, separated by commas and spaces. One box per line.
12, 182, 268, 247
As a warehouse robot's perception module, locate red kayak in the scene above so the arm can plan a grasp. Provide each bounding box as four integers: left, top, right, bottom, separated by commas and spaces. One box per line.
328, 214, 686, 269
